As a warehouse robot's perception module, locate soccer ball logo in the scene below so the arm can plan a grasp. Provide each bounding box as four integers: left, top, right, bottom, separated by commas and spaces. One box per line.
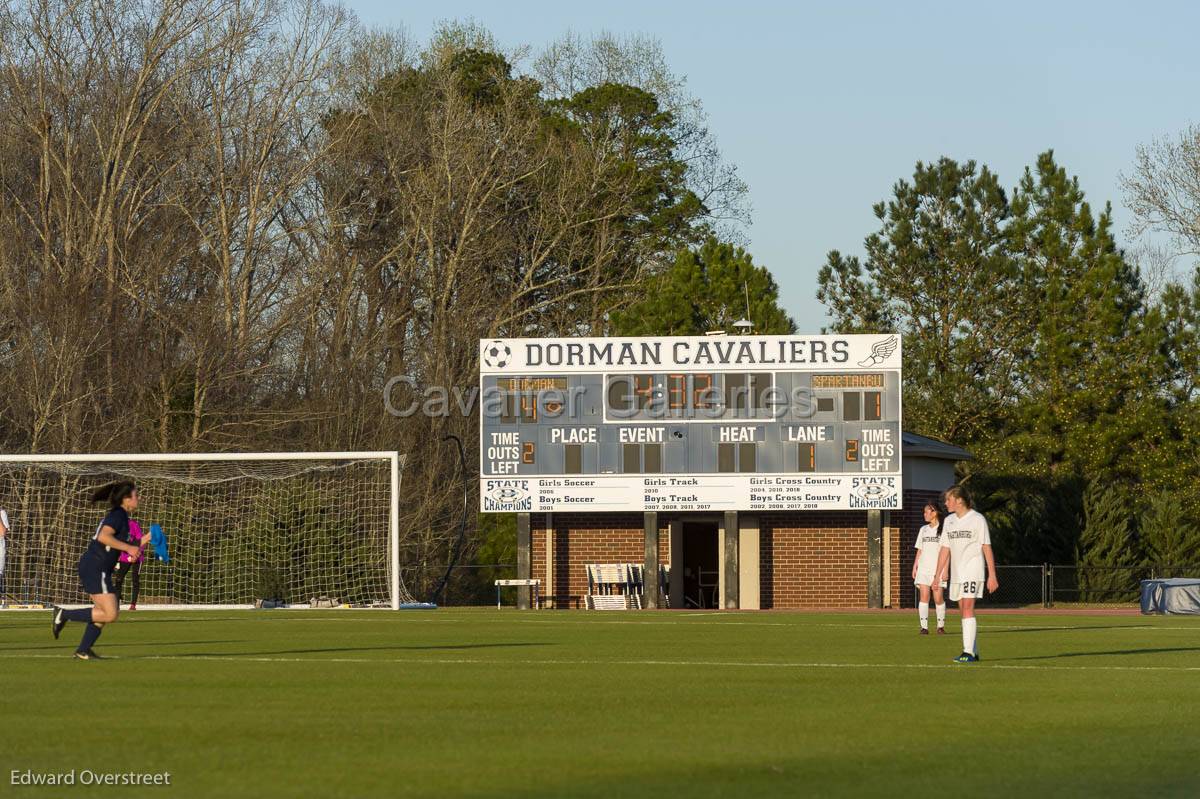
852, 480, 896, 503
483, 341, 512, 369
489, 485, 527, 502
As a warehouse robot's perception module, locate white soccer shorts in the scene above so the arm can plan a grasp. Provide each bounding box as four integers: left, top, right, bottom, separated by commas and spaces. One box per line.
914, 568, 947, 589
950, 578, 985, 601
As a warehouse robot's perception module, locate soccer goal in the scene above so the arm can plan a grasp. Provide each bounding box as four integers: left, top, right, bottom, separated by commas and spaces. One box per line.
0, 452, 419, 609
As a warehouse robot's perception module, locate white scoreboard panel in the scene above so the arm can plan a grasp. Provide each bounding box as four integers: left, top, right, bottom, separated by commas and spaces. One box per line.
479, 335, 902, 513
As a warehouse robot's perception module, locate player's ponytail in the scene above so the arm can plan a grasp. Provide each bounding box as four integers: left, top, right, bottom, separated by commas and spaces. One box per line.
89, 481, 137, 508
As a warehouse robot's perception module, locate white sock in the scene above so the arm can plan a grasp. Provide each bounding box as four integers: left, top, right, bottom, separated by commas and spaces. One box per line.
936, 604, 946, 626
918, 602, 929, 630
962, 617, 977, 655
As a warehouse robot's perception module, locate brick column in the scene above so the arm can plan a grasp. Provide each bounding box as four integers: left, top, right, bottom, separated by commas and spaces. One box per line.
867, 509, 882, 608
723, 510, 739, 609
517, 512, 531, 610
643, 512, 659, 609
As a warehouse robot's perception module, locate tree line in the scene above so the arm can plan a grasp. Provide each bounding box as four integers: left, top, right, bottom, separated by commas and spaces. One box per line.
818, 151, 1200, 573
1, 0, 1195, 598
0, 0, 748, 599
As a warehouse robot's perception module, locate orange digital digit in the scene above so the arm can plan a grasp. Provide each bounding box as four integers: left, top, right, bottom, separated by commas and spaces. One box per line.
634, 375, 654, 409
692, 373, 713, 409
520, 395, 538, 422
522, 442, 536, 464
668, 374, 685, 409
845, 439, 859, 462
800, 443, 815, 471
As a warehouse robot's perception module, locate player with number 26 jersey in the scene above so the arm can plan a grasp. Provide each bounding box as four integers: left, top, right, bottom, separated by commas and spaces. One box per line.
938, 507, 991, 601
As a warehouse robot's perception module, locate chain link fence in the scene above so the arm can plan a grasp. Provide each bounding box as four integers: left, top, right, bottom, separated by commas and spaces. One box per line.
1047, 564, 1200, 606
446, 563, 1200, 608
913, 564, 1200, 609
435, 564, 1200, 608
12, 558, 1187, 609
402, 563, 517, 606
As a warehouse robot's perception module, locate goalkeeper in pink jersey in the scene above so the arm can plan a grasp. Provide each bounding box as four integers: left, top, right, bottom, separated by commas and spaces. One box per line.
112, 518, 149, 610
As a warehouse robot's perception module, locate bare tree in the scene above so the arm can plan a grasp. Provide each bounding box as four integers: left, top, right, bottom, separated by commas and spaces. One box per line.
1122, 124, 1200, 264
0, 9, 746, 597
0, 0, 244, 450
0, 0, 355, 453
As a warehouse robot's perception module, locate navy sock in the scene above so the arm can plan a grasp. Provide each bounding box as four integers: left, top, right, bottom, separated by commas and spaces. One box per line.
77, 623, 103, 653
63, 608, 93, 623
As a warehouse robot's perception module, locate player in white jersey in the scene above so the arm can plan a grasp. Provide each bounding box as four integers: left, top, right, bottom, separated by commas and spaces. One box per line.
933, 485, 998, 663
911, 501, 947, 635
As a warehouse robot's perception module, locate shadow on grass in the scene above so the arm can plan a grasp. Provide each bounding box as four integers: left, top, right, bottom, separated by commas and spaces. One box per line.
164, 641, 557, 657
104, 638, 561, 657
0, 615, 246, 629
10, 640, 249, 651
1001, 646, 1200, 661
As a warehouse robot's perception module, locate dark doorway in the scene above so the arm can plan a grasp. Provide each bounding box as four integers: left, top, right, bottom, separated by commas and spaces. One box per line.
681, 521, 719, 608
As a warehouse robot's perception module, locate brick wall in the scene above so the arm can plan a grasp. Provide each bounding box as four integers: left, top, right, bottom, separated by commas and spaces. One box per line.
757, 512, 868, 608
890, 490, 945, 609
526, 495, 943, 610
531, 513, 670, 608
888, 522, 901, 609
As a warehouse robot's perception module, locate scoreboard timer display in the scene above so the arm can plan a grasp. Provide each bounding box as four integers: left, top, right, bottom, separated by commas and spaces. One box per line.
479, 334, 902, 513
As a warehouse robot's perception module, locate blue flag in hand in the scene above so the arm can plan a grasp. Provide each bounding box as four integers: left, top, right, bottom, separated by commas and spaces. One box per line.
149, 523, 170, 563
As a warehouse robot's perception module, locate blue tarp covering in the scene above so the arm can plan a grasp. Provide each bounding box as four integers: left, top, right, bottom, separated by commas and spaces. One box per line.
1140, 578, 1200, 615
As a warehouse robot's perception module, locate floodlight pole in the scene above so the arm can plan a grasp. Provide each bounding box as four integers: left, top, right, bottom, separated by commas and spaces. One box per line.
431, 434, 470, 606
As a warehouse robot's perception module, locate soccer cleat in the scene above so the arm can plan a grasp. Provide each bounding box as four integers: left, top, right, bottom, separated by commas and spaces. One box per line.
953, 652, 980, 663
128, 603, 137, 611
52, 607, 66, 639
919, 627, 929, 635
936, 626, 946, 635
73, 649, 104, 661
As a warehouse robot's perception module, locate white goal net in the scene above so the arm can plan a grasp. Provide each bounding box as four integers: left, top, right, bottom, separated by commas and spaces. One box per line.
0, 452, 415, 609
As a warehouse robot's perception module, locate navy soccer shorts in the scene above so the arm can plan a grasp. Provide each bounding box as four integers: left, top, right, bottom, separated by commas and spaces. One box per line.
78, 560, 112, 596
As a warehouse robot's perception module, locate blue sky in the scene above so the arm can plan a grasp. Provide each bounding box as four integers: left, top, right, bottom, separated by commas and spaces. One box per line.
344, 1, 1200, 327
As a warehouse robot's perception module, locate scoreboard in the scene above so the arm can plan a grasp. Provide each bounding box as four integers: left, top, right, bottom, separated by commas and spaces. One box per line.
479, 334, 902, 513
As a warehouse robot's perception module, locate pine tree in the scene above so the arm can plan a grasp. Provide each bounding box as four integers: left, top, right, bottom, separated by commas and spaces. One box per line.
1132, 270, 1200, 516
1139, 491, 1200, 574
610, 238, 795, 336
999, 151, 1159, 482
971, 473, 1083, 565
816, 157, 1016, 445
1076, 481, 1138, 601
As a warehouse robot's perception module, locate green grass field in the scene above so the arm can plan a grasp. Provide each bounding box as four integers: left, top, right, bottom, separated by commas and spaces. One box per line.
3, 608, 1198, 798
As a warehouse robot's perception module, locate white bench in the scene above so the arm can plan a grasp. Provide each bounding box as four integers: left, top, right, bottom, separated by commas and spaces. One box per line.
494, 579, 540, 609
586, 594, 636, 610
585, 563, 643, 610
586, 564, 631, 592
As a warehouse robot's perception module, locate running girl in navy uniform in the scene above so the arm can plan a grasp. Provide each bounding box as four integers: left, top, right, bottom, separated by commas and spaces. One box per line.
51, 481, 141, 659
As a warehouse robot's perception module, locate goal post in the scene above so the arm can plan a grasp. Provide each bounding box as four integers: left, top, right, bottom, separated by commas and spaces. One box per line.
0, 452, 415, 610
